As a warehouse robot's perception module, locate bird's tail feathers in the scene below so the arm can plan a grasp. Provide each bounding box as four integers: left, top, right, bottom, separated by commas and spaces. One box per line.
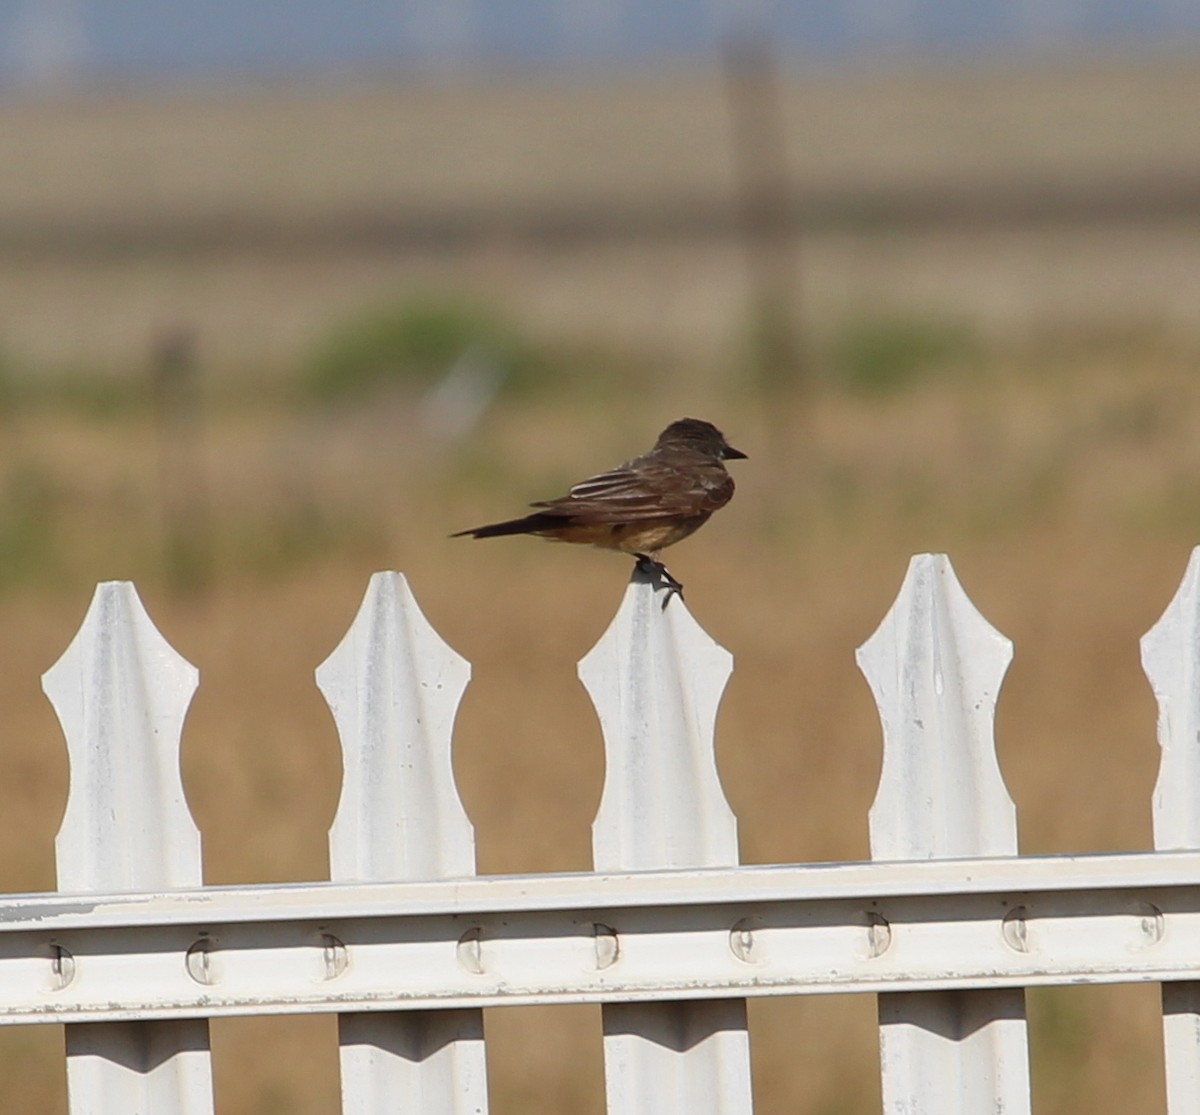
450, 513, 559, 539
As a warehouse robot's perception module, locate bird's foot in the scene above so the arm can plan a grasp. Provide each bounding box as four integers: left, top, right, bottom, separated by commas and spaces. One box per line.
634, 554, 684, 610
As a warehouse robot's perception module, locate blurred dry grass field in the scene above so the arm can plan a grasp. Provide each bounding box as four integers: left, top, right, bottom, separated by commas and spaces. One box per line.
2, 50, 1200, 372
4, 52, 1199, 224
0, 344, 1198, 1111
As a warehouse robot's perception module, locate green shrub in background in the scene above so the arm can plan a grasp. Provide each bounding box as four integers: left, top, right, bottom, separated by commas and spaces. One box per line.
825, 313, 980, 394
0, 466, 56, 589
305, 298, 559, 401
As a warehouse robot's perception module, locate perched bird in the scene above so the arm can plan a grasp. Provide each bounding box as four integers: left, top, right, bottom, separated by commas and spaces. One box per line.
452, 417, 746, 604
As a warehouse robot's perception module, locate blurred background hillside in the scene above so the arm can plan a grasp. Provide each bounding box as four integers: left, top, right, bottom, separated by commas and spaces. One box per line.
2, 2, 1200, 1112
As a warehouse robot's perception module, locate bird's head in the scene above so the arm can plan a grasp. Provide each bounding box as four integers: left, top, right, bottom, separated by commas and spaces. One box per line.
657, 418, 747, 461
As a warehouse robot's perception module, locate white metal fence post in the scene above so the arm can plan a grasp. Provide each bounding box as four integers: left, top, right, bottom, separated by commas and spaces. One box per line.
857, 554, 1031, 1114
579, 569, 753, 1115
1141, 544, 1200, 1112
317, 572, 488, 1115
42, 582, 213, 1115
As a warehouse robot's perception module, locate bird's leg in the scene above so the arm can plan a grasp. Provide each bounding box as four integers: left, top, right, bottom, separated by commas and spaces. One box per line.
633, 553, 685, 609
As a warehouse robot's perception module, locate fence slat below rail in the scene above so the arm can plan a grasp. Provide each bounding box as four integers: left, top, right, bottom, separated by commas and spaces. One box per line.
43, 583, 215, 1115
580, 570, 753, 1115
858, 555, 1031, 1114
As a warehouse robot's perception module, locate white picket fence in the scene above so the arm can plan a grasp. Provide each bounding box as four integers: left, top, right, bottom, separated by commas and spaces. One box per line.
6, 549, 1200, 1113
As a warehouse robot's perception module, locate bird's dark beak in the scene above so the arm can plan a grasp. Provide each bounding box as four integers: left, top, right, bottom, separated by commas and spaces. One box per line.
723, 444, 748, 460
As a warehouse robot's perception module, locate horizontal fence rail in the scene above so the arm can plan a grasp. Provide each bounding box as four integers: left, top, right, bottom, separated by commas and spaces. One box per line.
1, 852, 1200, 1024
8, 547, 1200, 1114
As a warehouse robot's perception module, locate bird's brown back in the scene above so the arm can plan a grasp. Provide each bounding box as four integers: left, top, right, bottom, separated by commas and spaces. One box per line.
530, 442, 736, 525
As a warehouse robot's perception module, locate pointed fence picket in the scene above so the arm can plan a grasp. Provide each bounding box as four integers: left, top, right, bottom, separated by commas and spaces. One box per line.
42, 582, 213, 1115
317, 572, 487, 1115
1142, 547, 1200, 1114
579, 565, 752, 1115
16, 550, 1200, 1114
857, 554, 1030, 1115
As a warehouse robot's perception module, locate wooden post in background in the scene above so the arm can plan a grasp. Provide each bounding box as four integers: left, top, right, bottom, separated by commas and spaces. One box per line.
151, 325, 211, 596
722, 32, 807, 468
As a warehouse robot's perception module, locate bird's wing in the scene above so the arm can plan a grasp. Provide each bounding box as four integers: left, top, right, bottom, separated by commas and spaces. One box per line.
529, 456, 734, 523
